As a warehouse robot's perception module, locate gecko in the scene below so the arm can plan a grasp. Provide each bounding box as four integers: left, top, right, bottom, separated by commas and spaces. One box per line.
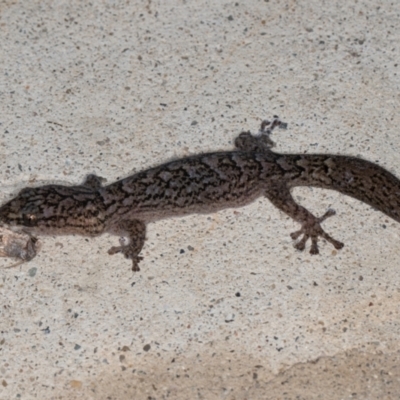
1, 117, 400, 271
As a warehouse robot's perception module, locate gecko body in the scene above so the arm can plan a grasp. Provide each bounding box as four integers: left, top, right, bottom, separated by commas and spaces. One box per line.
1, 118, 400, 270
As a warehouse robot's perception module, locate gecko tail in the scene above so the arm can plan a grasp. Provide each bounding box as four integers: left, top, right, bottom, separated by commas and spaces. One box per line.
321, 156, 400, 224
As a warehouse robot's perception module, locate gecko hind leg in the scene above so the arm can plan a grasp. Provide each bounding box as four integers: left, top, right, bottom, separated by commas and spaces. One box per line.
290, 209, 344, 254
82, 174, 107, 189
107, 219, 146, 271
265, 186, 344, 255
234, 116, 288, 152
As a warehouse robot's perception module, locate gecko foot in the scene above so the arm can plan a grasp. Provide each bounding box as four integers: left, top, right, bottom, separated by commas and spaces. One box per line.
108, 245, 143, 271
290, 209, 344, 254
106, 219, 146, 272
259, 116, 288, 135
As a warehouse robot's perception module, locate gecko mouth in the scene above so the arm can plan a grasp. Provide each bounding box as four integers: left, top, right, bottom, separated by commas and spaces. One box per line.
0, 199, 35, 226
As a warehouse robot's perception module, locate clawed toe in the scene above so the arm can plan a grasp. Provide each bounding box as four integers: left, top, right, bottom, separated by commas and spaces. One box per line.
107, 246, 122, 255
290, 229, 302, 240
325, 235, 344, 250
318, 209, 336, 222
310, 238, 319, 255
293, 233, 308, 251
131, 256, 143, 272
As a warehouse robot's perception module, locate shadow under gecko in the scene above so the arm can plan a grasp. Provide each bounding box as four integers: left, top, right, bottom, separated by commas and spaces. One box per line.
1, 117, 399, 271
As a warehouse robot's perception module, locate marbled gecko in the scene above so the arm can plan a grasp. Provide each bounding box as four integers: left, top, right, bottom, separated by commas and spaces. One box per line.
1, 118, 399, 271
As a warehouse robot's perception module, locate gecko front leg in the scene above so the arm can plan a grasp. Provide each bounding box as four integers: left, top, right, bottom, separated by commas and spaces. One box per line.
265, 185, 344, 254
107, 219, 146, 271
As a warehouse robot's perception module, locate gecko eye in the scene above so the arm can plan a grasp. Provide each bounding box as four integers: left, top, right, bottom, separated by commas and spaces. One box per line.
23, 213, 37, 226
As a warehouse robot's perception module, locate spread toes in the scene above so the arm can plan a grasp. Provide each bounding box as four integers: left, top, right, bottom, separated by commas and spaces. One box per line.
107, 245, 143, 271
290, 210, 344, 254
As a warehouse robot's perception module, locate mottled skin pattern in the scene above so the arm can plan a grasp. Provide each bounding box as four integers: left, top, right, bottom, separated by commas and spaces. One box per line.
1, 118, 400, 271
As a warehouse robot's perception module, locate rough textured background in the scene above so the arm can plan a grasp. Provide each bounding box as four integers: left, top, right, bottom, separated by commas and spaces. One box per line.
1, 0, 400, 399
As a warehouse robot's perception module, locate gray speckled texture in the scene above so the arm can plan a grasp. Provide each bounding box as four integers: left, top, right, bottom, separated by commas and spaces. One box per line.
1, 0, 400, 399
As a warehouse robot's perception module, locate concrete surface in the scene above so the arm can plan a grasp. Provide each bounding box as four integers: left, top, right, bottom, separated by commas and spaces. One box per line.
1, 0, 400, 399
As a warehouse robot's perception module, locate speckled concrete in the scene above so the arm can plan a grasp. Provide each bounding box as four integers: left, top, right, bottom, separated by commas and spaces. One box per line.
1, 1, 400, 399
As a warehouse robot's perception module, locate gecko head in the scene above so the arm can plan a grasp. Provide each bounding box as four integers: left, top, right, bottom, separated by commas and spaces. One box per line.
0, 187, 45, 227
0, 184, 105, 232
